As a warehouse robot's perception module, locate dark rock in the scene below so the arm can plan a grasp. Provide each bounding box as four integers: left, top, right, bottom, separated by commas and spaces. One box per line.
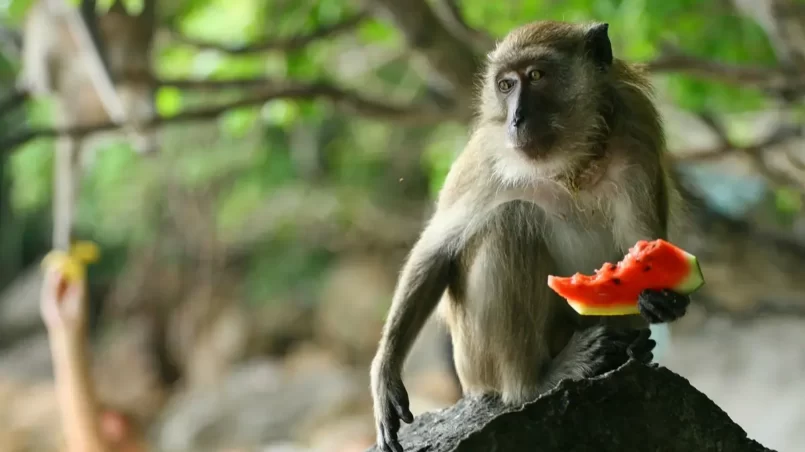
365, 360, 775, 452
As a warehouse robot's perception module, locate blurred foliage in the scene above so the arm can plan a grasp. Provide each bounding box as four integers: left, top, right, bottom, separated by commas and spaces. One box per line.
0, 0, 793, 301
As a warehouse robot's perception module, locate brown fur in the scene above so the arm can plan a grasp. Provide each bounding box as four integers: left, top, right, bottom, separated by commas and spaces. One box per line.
371, 20, 679, 450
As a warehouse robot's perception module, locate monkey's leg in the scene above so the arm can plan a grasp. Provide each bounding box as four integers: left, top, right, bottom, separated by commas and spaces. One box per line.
53, 135, 81, 250
537, 325, 656, 392
638, 289, 690, 323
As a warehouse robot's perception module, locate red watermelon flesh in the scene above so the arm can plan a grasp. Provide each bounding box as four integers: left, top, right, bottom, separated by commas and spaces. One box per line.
546, 239, 705, 316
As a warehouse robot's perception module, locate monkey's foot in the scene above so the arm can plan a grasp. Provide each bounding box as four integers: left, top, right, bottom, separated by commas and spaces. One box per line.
638, 289, 690, 324
582, 326, 656, 376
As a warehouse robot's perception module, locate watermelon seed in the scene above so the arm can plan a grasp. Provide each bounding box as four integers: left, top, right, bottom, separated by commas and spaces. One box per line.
644, 265, 651, 271
612, 278, 621, 285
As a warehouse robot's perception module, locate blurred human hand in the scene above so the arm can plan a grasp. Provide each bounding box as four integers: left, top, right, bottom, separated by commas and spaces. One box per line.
40, 263, 88, 338
39, 241, 99, 338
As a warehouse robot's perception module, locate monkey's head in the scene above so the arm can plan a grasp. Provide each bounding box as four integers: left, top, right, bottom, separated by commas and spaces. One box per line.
479, 21, 615, 161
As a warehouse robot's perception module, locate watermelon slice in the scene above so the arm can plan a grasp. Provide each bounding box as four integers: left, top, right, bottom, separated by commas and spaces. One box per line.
546, 239, 705, 316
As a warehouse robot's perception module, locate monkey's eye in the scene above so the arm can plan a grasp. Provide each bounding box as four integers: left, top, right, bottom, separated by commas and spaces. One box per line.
497, 79, 515, 93
528, 69, 544, 82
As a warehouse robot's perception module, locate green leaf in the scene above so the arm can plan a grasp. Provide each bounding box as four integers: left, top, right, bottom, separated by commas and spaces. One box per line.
121, 0, 144, 14
775, 187, 802, 214
261, 100, 300, 127
216, 175, 265, 233
9, 139, 52, 212
220, 107, 259, 138
356, 20, 399, 44
155, 87, 183, 117
4, 0, 35, 23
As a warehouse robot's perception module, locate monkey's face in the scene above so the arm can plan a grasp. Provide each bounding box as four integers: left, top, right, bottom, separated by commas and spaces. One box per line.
481, 21, 614, 161
493, 61, 565, 157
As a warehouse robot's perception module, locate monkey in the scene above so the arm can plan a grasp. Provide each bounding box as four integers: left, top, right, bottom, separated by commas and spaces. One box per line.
370, 21, 691, 452
19, 0, 158, 250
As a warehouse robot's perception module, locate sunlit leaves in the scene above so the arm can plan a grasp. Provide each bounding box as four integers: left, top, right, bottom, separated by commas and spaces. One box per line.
243, 241, 332, 305
422, 123, 467, 196
94, 0, 143, 14
356, 20, 400, 45
9, 139, 51, 212
216, 173, 266, 233
0, 0, 33, 23
220, 106, 259, 138
156, 87, 183, 117
3, 0, 795, 275
775, 187, 802, 215
179, 0, 263, 44
77, 142, 157, 244
261, 100, 301, 127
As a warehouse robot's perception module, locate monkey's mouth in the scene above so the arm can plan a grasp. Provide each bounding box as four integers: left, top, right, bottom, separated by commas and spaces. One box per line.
508, 125, 555, 159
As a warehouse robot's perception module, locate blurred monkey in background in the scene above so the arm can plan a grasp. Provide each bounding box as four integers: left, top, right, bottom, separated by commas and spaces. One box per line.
19, 0, 159, 250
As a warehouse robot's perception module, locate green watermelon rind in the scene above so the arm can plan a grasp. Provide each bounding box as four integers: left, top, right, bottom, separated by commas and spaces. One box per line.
671, 251, 705, 295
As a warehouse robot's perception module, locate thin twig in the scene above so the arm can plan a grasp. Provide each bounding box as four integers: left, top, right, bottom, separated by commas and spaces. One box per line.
167, 12, 368, 55
431, 0, 496, 52
674, 123, 802, 163
645, 48, 797, 92
368, 0, 481, 96
674, 123, 805, 190
0, 81, 453, 151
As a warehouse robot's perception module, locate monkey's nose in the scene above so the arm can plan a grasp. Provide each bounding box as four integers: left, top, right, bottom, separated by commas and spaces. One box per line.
512, 106, 525, 127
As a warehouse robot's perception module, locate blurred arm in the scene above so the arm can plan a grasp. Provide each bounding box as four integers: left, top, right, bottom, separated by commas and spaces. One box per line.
49, 329, 108, 452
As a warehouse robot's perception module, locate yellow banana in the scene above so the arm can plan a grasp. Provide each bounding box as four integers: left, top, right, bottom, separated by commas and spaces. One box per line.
41, 241, 101, 283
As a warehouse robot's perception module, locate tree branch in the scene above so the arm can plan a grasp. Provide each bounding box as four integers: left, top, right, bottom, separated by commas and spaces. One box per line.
674, 121, 805, 190
0, 81, 454, 151
0, 89, 29, 118
731, 0, 805, 70
430, 0, 496, 53
156, 77, 282, 90
167, 12, 369, 55
674, 123, 802, 163
366, 0, 481, 100
645, 45, 800, 93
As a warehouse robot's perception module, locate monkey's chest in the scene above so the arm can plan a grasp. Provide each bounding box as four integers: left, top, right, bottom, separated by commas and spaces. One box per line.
459, 202, 621, 308
542, 217, 621, 276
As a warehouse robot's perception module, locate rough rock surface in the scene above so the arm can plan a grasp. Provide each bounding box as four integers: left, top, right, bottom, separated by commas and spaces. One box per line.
365, 361, 775, 452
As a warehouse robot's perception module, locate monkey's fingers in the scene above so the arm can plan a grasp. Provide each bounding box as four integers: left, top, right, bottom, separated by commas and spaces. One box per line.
588, 327, 638, 374
661, 289, 690, 317
378, 418, 403, 452
628, 348, 654, 364
391, 386, 414, 424
637, 290, 681, 323
627, 329, 656, 365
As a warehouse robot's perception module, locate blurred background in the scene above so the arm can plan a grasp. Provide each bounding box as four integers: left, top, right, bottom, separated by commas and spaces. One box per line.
0, 0, 803, 451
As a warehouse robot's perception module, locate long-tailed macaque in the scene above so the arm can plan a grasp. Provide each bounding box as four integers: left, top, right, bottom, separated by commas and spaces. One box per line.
19, 0, 158, 250
370, 21, 691, 451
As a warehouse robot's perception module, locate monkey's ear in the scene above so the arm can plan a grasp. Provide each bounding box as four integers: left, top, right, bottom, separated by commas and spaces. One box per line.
584, 23, 613, 70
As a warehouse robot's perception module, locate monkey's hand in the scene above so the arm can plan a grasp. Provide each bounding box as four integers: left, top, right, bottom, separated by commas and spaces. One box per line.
372, 368, 414, 452
637, 289, 690, 324
583, 326, 656, 376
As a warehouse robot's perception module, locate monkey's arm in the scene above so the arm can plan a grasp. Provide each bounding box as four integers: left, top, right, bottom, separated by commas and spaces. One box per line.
613, 166, 690, 324
371, 213, 458, 452
373, 226, 454, 371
